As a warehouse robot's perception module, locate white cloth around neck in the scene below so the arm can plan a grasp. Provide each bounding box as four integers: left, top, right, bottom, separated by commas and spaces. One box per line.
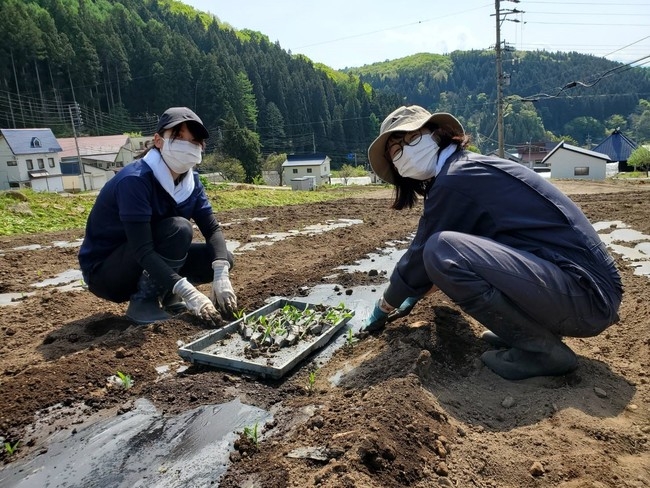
434, 144, 458, 177
143, 149, 195, 204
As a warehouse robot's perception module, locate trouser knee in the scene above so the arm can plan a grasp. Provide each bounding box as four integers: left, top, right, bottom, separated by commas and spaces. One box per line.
153, 217, 193, 260
422, 231, 477, 300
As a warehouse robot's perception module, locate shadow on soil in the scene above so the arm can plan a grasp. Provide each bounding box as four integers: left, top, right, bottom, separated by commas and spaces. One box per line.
38, 313, 145, 360
339, 305, 635, 431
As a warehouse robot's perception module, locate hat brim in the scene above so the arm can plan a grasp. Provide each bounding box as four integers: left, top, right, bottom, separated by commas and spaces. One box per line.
368, 113, 463, 184
161, 119, 209, 140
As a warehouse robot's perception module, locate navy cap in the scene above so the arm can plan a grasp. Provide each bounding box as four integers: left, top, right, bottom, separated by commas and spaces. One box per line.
156, 107, 209, 139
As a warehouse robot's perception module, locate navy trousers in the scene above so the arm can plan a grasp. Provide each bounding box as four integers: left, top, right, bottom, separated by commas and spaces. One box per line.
85, 217, 233, 303
422, 231, 620, 340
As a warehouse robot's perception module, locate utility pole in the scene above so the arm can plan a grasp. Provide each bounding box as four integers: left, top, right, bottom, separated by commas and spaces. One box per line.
495, 0, 504, 157
493, 0, 522, 158
69, 105, 87, 191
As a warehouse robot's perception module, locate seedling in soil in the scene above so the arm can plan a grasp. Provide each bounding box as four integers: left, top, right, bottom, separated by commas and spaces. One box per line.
4, 440, 19, 456
116, 371, 133, 390
243, 422, 259, 446
345, 328, 358, 348
307, 370, 317, 395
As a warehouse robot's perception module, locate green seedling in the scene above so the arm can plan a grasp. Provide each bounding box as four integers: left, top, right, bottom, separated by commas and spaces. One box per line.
116, 371, 133, 390
345, 328, 358, 348
307, 369, 317, 394
232, 309, 246, 319
4, 440, 19, 456
243, 422, 259, 446
261, 322, 273, 344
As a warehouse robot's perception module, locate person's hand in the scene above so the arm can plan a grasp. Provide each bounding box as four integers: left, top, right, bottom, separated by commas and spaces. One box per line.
173, 277, 222, 326
210, 260, 237, 318
389, 296, 420, 320
362, 297, 394, 333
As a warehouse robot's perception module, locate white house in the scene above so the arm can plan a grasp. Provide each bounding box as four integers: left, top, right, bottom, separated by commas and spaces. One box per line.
0, 128, 64, 191
281, 153, 331, 187
543, 141, 612, 180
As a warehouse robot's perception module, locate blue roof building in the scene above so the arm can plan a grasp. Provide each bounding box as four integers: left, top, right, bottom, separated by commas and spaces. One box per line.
593, 129, 638, 171
0, 128, 64, 191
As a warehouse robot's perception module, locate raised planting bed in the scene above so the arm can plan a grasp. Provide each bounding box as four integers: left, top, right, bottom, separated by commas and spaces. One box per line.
178, 299, 355, 379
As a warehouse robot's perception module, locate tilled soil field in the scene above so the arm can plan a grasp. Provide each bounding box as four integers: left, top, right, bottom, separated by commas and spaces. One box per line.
0, 180, 649, 488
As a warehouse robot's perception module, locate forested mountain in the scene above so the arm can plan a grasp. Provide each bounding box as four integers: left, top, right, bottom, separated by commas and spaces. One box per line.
349, 51, 650, 150
2, 0, 649, 180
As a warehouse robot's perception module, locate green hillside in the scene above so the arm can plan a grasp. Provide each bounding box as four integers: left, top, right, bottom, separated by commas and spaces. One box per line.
1, 0, 649, 178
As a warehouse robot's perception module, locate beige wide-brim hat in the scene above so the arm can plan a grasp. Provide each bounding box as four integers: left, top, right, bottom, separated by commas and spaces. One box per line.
367, 105, 464, 184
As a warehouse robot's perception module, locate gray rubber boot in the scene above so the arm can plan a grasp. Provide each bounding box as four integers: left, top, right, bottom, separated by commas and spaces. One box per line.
125, 271, 171, 325
461, 290, 577, 380
159, 256, 188, 315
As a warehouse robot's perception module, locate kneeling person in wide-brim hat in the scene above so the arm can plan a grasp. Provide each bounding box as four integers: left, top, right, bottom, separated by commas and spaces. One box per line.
364, 104, 622, 380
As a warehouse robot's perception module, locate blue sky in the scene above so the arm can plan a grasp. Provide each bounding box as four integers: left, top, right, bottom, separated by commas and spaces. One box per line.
182, 0, 650, 70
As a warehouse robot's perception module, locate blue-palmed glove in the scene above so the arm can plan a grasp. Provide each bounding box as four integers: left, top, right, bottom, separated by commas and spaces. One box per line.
390, 296, 421, 320
363, 297, 394, 333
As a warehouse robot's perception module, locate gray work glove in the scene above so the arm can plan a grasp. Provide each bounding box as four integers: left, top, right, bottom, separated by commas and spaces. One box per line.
210, 260, 237, 318
173, 277, 222, 325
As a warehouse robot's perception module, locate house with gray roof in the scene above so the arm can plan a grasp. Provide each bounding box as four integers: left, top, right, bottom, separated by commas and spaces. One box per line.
0, 128, 64, 192
592, 129, 638, 172
542, 141, 614, 180
281, 153, 331, 187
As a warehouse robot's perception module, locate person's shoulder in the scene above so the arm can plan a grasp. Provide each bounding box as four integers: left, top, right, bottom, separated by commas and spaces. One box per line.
108, 160, 155, 193
115, 159, 153, 180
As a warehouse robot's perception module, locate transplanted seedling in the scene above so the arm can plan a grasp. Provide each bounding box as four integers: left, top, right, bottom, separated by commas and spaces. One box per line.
345, 328, 359, 348
4, 440, 20, 456
243, 422, 259, 447
116, 371, 133, 390
307, 369, 318, 395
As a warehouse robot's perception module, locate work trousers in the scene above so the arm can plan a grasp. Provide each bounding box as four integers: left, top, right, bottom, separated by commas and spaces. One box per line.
422, 231, 620, 338
84, 217, 233, 303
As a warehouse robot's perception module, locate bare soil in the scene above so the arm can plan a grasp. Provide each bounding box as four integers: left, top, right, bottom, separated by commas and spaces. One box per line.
0, 179, 649, 488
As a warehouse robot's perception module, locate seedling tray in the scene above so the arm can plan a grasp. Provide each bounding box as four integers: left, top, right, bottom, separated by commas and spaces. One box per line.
178, 299, 354, 379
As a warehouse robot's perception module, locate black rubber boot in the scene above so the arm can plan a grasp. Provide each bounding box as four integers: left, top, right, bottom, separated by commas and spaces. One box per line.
161, 293, 187, 315
125, 271, 170, 325
480, 330, 508, 349
160, 256, 188, 315
461, 290, 577, 380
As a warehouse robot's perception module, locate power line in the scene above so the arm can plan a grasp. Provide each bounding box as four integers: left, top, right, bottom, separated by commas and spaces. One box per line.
521, 53, 650, 102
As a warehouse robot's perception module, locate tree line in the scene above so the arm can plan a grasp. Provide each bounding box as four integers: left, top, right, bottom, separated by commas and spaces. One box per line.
2, 0, 649, 181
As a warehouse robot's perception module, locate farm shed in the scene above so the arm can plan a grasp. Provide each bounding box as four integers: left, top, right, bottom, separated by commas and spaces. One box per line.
543, 141, 612, 180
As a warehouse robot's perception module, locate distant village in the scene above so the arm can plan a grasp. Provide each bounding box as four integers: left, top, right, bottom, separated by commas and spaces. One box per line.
0, 127, 644, 193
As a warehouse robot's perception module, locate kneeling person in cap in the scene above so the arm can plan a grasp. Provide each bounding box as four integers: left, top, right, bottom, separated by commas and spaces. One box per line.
79, 107, 237, 326
364, 105, 622, 380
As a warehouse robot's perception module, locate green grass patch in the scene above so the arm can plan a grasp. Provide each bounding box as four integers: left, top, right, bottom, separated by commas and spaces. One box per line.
614, 171, 649, 179
0, 185, 385, 237
205, 184, 360, 211
0, 190, 96, 236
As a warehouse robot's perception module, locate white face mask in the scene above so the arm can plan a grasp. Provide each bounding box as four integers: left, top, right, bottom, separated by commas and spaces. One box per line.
393, 135, 440, 180
160, 138, 202, 174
